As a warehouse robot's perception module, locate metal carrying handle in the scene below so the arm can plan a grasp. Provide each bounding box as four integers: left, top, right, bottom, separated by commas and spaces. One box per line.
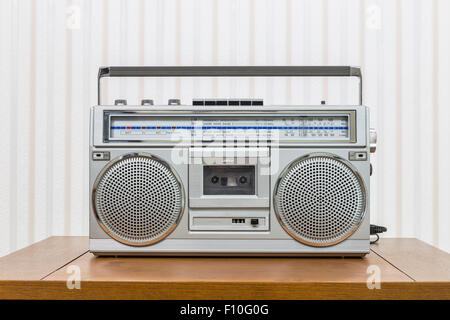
97, 66, 362, 105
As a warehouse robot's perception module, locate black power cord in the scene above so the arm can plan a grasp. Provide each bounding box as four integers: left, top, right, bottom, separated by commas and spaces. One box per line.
370, 224, 387, 244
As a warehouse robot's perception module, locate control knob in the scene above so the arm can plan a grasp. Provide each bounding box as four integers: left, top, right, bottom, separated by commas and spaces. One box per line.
168, 99, 181, 105
141, 99, 154, 106
114, 99, 127, 105
370, 128, 377, 153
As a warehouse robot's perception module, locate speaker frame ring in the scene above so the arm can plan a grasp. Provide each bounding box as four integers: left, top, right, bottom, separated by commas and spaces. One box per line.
92, 152, 185, 247
273, 152, 367, 247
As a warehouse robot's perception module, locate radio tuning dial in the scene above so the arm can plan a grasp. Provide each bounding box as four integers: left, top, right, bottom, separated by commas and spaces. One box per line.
370, 128, 377, 153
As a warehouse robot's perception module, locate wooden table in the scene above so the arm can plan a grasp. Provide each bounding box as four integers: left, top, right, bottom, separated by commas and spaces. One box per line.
0, 237, 449, 299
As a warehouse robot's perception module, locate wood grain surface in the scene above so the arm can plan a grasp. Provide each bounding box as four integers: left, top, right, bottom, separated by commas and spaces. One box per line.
44, 251, 411, 283
0, 236, 88, 280
371, 238, 450, 282
1, 237, 449, 300
2, 281, 449, 300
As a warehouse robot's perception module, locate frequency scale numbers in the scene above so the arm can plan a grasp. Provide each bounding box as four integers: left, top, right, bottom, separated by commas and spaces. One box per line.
109, 115, 350, 141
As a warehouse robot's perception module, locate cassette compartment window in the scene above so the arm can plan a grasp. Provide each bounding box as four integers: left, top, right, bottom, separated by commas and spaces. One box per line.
203, 165, 255, 195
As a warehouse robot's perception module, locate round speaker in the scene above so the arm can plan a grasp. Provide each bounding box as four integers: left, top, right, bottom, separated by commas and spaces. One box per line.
92, 153, 184, 246
274, 153, 366, 247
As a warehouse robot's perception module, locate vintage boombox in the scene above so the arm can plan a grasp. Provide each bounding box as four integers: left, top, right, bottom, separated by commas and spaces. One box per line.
90, 66, 376, 256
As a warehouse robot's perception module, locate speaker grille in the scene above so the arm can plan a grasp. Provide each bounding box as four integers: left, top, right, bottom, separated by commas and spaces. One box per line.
274, 154, 365, 247
93, 154, 183, 246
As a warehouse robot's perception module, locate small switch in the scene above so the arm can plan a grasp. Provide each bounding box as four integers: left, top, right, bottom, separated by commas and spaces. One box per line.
250, 218, 259, 226
349, 151, 367, 161
92, 151, 110, 161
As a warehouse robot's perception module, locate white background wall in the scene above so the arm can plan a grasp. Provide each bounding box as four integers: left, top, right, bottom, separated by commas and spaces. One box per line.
0, 0, 449, 256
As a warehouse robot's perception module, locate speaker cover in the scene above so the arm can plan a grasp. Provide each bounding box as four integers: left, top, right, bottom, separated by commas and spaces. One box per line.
93, 153, 184, 246
274, 153, 366, 247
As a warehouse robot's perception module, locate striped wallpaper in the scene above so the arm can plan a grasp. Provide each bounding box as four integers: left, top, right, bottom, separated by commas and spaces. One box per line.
0, 0, 449, 256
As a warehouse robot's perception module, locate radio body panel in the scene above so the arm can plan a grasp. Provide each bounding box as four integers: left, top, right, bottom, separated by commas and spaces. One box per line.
89, 104, 371, 256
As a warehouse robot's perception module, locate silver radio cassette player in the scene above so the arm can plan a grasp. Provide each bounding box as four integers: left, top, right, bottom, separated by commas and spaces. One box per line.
90, 66, 376, 256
